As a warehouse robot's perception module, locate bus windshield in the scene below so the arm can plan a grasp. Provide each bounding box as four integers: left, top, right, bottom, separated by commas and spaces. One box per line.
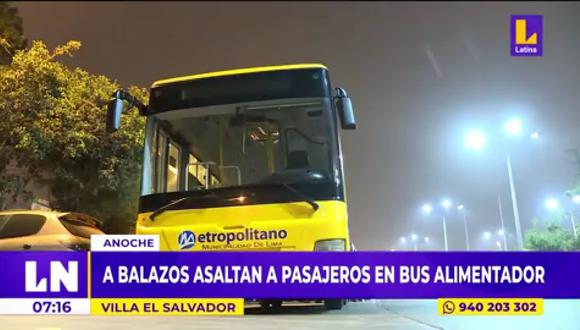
141, 97, 338, 195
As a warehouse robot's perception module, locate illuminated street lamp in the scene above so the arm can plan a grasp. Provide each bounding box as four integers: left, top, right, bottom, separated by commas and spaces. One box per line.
496, 228, 507, 251
400, 234, 427, 251
545, 198, 560, 212
492, 228, 509, 251
441, 199, 452, 210
530, 131, 541, 140
411, 234, 419, 251
504, 118, 523, 136
573, 195, 580, 205
421, 203, 433, 215
424, 236, 430, 243
482, 230, 507, 251
463, 130, 486, 151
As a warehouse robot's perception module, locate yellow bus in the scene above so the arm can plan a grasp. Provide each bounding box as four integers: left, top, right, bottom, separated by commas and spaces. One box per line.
106, 64, 356, 309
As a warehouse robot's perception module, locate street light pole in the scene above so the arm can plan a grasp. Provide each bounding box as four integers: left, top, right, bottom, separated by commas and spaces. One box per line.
567, 195, 579, 239
440, 199, 452, 251
458, 205, 470, 251
461, 211, 470, 251
497, 194, 508, 251
570, 211, 577, 239
422, 201, 449, 251
442, 214, 449, 251
505, 152, 524, 250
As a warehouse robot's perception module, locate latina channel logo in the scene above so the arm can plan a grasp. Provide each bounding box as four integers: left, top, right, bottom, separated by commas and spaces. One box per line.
25, 260, 79, 293
510, 15, 543, 57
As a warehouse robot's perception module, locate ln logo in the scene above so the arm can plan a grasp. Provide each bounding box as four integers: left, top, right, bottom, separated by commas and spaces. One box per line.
25, 261, 78, 292
510, 15, 543, 56
178, 230, 196, 249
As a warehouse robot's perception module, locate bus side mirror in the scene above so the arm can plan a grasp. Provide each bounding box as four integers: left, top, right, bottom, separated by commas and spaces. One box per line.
106, 91, 126, 133
105, 89, 147, 133
335, 88, 356, 130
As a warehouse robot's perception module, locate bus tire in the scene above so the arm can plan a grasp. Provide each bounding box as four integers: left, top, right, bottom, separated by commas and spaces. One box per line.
325, 299, 343, 310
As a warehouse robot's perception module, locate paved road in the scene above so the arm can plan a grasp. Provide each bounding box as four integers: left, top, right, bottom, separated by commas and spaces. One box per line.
0, 301, 432, 330
2, 300, 580, 330
382, 299, 580, 330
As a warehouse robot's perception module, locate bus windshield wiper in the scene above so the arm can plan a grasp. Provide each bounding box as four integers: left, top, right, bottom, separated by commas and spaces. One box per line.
149, 192, 218, 221
278, 183, 319, 212
150, 184, 319, 220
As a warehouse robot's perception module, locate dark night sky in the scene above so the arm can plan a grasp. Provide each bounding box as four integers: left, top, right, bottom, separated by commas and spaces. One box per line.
12, 2, 580, 250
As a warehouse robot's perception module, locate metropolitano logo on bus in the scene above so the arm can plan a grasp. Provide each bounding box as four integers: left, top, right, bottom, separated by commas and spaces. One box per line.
178, 229, 288, 250
510, 15, 543, 57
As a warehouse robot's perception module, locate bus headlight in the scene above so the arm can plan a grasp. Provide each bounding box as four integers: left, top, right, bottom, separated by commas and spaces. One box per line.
314, 239, 346, 251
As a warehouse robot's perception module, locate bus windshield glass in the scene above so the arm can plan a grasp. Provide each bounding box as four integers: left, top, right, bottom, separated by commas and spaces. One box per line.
141, 96, 338, 195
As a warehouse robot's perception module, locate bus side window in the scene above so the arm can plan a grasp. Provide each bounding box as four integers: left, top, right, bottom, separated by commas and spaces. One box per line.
187, 154, 202, 190
166, 142, 181, 192
155, 131, 167, 193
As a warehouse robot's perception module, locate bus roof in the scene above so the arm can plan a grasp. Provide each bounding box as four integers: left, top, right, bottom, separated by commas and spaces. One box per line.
151, 63, 328, 88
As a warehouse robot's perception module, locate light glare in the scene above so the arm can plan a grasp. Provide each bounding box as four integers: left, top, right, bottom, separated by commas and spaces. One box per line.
545, 198, 560, 211
421, 203, 433, 215
505, 118, 523, 136
464, 130, 486, 150
441, 199, 452, 210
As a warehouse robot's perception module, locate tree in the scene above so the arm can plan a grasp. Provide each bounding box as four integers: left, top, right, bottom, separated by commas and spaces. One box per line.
0, 40, 147, 233
0, 2, 27, 65
524, 220, 580, 251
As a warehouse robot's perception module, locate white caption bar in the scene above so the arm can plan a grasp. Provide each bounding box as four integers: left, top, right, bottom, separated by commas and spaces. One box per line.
0, 298, 90, 315
91, 234, 160, 251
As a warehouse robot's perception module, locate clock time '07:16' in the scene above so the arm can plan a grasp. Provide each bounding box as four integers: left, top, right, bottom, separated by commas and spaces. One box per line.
32, 300, 72, 314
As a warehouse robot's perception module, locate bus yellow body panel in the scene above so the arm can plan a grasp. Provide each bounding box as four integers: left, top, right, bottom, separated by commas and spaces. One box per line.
136, 200, 349, 252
